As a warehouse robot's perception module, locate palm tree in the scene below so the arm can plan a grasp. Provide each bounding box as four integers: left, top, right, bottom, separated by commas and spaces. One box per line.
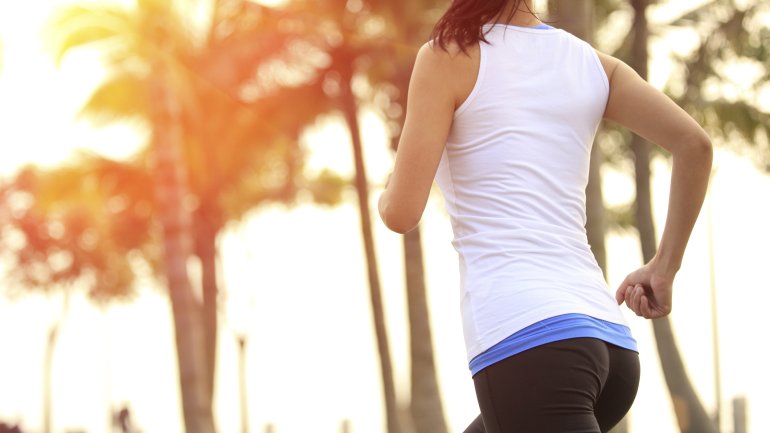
666, 0, 770, 169
627, 1, 718, 432
364, 2, 450, 432
48, 1, 335, 431
282, 2, 408, 432
637, 1, 770, 431
303, 1, 453, 431
228, 3, 450, 431
150, 57, 215, 433
53, 2, 216, 430
0, 158, 150, 433
335, 43, 404, 433
180, 1, 336, 402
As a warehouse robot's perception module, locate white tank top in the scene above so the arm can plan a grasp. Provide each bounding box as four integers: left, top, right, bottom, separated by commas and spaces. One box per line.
434, 24, 630, 362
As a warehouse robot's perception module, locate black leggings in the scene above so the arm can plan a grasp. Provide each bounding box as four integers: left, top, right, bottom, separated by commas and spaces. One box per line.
463, 338, 640, 433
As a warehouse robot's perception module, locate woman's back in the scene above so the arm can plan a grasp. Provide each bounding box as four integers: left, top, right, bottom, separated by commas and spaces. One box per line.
438, 24, 606, 239
433, 24, 627, 361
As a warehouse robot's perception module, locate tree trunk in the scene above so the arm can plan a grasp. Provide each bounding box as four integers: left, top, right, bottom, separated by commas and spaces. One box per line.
548, 0, 595, 40
386, 4, 450, 431
238, 336, 249, 433
195, 202, 220, 403
43, 323, 58, 433
403, 228, 449, 433
150, 73, 217, 433
43, 292, 70, 433
628, 2, 718, 433
587, 144, 609, 275
338, 60, 402, 433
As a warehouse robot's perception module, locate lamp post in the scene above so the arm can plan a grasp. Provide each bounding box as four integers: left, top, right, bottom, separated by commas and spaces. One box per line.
707, 167, 722, 432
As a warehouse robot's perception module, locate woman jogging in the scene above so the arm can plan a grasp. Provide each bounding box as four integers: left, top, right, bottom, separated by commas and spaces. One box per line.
378, 0, 713, 432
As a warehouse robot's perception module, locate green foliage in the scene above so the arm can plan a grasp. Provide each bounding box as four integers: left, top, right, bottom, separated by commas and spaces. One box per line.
305, 169, 349, 206
664, 0, 770, 170
587, 0, 770, 234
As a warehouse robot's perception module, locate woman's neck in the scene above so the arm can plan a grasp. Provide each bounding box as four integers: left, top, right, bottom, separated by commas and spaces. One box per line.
496, 1, 541, 27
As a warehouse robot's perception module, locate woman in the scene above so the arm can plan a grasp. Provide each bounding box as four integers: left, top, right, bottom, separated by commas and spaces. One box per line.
378, 0, 713, 432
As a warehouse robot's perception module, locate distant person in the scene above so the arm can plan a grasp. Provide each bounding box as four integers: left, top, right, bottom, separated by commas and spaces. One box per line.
0, 422, 23, 433
378, 0, 712, 432
114, 406, 141, 433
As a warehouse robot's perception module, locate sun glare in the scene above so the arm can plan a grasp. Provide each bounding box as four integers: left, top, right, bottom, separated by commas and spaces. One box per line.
253, 0, 289, 7
1, 1, 770, 433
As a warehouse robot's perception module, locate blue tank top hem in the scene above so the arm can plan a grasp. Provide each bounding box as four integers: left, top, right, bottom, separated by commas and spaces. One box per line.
469, 314, 638, 376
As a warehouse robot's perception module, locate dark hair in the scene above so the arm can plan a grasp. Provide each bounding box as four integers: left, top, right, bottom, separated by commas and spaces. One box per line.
430, 0, 538, 52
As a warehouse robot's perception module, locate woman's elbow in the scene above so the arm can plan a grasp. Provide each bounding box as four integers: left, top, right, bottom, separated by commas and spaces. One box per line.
690, 130, 713, 167
674, 129, 713, 166
379, 198, 420, 234
383, 211, 420, 234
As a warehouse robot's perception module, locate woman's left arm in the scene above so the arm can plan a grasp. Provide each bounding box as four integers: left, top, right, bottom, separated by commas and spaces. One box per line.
378, 42, 472, 234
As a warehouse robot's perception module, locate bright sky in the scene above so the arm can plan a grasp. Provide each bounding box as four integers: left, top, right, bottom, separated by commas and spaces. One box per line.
1, 1, 769, 433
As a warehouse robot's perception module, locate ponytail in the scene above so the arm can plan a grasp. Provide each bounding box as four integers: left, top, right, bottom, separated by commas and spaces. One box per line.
430, 0, 535, 52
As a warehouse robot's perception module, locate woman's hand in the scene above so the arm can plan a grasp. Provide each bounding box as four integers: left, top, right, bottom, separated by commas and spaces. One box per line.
615, 258, 675, 319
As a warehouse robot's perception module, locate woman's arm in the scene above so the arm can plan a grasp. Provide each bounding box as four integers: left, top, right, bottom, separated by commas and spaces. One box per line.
378, 42, 478, 234
597, 51, 713, 319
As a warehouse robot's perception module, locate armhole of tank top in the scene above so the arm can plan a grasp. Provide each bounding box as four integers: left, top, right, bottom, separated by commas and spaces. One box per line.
454, 42, 487, 118
589, 47, 610, 93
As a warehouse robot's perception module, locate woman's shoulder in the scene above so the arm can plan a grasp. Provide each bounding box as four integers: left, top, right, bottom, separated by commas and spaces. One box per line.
419, 40, 480, 65
594, 50, 638, 83
415, 40, 481, 109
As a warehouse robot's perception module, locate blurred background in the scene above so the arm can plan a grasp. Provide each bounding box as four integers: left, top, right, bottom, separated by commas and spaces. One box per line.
0, 0, 768, 433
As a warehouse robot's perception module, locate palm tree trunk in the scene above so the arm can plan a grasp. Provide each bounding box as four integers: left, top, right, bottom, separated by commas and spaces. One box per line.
587, 143, 609, 275
338, 60, 402, 433
195, 202, 220, 403
43, 292, 70, 433
150, 74, 217, 433
403, 228, 449, 433
238, 336, 249, 433
629, 2, 718, 432
43, 323, 58, 433
385, 5, 450, 431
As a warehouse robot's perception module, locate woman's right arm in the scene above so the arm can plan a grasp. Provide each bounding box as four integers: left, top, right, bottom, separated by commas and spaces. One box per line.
596, 51, 713, 319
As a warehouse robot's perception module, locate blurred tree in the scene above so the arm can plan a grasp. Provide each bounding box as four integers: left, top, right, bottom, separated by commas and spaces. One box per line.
625, 1, 770, 432
0, 157, 155, 433
627, 1, 719, 432
0, 158, 152, 301
294, 0, 453, 431
50, 2, 215, 431
228, 0, 446, 432
294, 2, 403, 431
2, 1, 342, 432
664, 0, 770, 170
363, 1, 449, 432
